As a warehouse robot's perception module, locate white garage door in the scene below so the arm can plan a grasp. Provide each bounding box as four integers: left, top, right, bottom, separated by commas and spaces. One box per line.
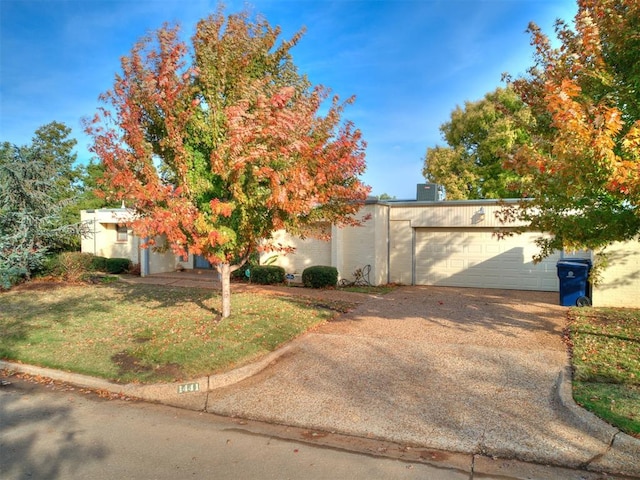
415, 229, 560, 291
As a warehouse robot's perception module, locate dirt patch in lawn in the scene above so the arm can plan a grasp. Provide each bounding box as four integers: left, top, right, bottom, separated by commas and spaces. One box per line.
111, 352, 183, 382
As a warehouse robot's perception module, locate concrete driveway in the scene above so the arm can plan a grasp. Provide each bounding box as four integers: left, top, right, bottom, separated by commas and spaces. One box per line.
205, 286, 639, 476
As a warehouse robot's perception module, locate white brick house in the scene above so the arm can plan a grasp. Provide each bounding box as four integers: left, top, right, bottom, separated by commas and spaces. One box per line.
80, 200, 640, 308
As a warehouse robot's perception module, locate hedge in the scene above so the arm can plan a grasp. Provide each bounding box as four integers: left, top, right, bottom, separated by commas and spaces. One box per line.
105, 258, 131, 274
302, 266, 338, 289
250, 265, 285, 285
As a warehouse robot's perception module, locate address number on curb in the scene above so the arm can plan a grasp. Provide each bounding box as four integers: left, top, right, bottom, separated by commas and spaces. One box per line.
177, 382, 200, 394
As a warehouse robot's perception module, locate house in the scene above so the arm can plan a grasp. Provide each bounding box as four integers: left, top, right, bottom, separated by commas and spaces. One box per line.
80, 196, 640, 308
81, 208, 181, 275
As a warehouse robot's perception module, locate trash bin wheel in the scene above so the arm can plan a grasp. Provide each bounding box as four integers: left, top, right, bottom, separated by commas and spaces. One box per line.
576, 296, 591, 307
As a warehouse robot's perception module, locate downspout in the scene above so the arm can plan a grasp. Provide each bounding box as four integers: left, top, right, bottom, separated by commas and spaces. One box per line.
411, 226, 416, 286
93, 217, 97, 255
140, 238, 150, 277
386, 203, 391, 285
331, 224, 343, 279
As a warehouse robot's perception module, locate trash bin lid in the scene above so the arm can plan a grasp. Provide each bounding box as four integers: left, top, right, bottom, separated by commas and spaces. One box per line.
557, 260, 590, 269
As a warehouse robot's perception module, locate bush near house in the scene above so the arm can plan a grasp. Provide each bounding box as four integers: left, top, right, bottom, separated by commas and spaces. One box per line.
44, 252, 97, 281
105, 258, 131, 274
302, 266, 338, 289
250, 265, 285, 285
40, 252, 131, 281
90, 255, 109, 272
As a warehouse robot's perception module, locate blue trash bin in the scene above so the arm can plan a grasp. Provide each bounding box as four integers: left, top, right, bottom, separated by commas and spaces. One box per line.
565, 258, 592, 300
557, 260, 591, 306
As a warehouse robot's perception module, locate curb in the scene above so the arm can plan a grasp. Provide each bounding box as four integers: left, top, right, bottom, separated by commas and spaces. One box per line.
555, 365, 640, 477
0, 342, 295, 410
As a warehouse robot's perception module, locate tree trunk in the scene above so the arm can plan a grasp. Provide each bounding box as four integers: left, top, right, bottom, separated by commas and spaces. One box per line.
219, 263, 232, 319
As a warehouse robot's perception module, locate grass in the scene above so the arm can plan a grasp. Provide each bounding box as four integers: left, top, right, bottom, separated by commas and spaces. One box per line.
0, 280, 356, 384
567, 307, 640, 437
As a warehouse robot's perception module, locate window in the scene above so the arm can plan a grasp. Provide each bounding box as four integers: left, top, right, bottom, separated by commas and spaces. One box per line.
116, 224, 128, 242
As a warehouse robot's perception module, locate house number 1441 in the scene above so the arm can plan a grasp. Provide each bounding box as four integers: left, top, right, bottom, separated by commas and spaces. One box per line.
177, 382, 200, 394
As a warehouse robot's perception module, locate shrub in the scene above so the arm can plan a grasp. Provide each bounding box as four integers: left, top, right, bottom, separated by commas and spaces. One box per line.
32, 253, 130, 280
302, 266, 338, 289
90, 256, 109, 272
53, 252, 97, 281
232, 267, 251, 281
105, 258, 131, 274
231, 252, 261, 281
250, 265, 285, 285
37, 255, 62, 276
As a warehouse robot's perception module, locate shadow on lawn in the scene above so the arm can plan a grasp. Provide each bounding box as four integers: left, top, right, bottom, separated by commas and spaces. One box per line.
0, 282, 113, 359
112, 281, 221, 316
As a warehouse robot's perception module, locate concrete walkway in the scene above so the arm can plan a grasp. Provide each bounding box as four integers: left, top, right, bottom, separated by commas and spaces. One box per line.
2, 275, 638, 477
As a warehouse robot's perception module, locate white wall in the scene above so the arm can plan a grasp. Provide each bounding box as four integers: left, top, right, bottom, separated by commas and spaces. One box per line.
592, 241, 640, 307
262, 204, 388, 284
263, 224, 332, 274
333, 203, 387, 284
81, 206, 640, 305
146, 242, 181, 275
81, 209, 178, 275
389, 220, 413, 285
81, 209, 139, 265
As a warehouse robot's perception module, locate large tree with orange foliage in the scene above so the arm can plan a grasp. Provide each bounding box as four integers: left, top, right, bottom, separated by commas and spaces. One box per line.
86, 9, 369, 318
499, 0, 640, 261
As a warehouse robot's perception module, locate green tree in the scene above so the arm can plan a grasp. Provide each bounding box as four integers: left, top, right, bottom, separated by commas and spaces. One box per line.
30, 122, 84, 230
0, 129, 82, 288
500, 0, 640, 260
377, 193, 395, 200
86, 8, 370, 318
423, 87, 533, 200
74, 159, 118, 211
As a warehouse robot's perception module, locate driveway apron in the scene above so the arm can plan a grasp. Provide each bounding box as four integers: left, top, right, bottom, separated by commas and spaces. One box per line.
206, 286, 637, 470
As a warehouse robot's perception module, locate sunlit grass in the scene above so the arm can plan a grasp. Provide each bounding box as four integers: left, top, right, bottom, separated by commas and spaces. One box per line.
568, 308, 640, 437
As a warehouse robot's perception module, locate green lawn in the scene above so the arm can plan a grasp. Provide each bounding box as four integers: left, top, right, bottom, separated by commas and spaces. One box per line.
568, 308, 640, 438
0, 280, 356, 384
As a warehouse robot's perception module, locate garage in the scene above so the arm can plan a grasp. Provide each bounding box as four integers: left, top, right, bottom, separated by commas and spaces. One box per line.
414, 228, 560, 291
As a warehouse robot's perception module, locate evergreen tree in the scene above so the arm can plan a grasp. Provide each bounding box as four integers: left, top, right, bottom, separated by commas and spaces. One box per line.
0, 123, 83, 287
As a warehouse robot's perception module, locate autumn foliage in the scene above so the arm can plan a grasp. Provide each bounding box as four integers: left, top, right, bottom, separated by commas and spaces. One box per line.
500, 0, 640, 260
86, 9, 369, 317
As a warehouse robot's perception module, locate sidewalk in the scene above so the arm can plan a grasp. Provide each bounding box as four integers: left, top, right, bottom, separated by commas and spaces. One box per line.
2, 278, 639, 478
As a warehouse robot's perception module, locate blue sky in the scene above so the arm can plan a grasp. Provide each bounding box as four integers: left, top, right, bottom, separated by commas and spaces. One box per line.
1, 0, 577, 199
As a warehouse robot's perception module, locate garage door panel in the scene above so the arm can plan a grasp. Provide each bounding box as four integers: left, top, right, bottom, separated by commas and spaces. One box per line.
485, 244, 502, 254
426, 245, 448, 254
466, 245, 483, 254
449, 259, 465, 269
415, 229, 559, 291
